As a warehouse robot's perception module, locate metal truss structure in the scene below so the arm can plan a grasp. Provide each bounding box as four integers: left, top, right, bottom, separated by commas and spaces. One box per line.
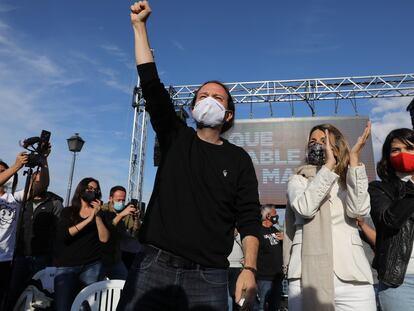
127, 86, 149, 202
127, 73, 414, 201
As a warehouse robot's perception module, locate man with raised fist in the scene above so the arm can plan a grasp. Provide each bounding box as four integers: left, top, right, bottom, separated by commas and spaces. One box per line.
117, 1, 261, 310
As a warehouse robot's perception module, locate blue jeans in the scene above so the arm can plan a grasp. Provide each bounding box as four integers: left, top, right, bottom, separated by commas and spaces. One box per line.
227, 267, 241, 310
54, 260, 104, 311
104, 260, 128, 280
117, 245, 228, 311
378, 274, 414, 311
254, 278, 283, 311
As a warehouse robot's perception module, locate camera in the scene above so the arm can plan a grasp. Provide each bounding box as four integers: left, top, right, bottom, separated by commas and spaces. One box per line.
21, 130, 51, 168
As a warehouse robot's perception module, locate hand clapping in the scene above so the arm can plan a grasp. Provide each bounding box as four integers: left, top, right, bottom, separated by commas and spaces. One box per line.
350, 121, 371, 167
324, 129, 336, 170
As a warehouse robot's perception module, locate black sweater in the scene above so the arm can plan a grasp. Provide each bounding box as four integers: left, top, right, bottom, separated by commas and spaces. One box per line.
138, 63, 261, 268
54, 207, 104, 267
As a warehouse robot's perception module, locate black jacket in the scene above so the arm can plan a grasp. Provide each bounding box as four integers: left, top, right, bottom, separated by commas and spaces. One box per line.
17, 191, 63, 257
369, 180, 414, 287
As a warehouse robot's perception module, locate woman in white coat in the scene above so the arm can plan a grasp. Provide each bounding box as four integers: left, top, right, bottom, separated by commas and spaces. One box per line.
284, 123, 376, 311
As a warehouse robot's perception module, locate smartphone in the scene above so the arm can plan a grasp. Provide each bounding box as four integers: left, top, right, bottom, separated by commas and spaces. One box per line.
39, 130, 51, 153
236, 290, 249, 311
130, 199, 138, 207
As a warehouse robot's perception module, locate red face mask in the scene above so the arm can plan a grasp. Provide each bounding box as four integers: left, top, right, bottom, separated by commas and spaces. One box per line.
390, 152, 414, 173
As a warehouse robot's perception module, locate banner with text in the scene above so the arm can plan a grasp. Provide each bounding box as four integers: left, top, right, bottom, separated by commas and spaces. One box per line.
224, 116, 375, 205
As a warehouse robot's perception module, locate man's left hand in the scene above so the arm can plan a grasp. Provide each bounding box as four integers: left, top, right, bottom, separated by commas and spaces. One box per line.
235, 269, 256, 308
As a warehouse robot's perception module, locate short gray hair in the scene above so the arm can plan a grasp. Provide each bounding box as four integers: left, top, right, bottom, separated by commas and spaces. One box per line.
260, 204, 275, 220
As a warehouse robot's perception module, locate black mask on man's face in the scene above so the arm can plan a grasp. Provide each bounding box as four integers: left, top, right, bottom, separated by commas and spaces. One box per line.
81, 191, 97, 203
270, 215, 279, 224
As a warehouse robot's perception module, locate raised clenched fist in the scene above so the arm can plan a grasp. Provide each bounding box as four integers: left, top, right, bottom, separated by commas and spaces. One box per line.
130, 1, 152, 26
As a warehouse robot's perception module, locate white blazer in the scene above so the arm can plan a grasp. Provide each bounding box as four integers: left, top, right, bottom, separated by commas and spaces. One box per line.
286, 165, 373, 284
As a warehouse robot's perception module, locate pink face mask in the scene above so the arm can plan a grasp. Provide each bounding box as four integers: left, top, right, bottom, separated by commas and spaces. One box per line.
390, 152, 414, 173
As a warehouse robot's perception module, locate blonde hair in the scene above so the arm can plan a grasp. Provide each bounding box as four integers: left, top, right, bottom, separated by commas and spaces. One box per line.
308, 124, 350, 186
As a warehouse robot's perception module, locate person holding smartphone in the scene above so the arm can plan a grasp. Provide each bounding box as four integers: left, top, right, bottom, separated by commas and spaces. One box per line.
53, 177, 109, 311
101, 185, 141, 280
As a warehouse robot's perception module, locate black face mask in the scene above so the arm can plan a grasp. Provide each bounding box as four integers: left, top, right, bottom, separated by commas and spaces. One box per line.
81, 191, 97, 203
270, 215, 279, 224
307, 143, 325, 166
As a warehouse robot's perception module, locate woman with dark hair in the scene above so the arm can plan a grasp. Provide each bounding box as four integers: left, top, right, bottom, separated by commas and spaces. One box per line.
54, 177, 109, 311
284, 123, 376, 311
369, 128, 414, 311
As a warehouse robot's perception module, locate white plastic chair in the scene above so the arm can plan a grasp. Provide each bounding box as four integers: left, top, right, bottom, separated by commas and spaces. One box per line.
12, 267, 56, 311
12, 284, 53, 311
32, 266, 57, 293
70, 280, 125, 311
12, 290, 33, 311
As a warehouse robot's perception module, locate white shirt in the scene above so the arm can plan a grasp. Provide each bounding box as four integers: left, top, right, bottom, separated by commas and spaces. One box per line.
0, 190, 23, 261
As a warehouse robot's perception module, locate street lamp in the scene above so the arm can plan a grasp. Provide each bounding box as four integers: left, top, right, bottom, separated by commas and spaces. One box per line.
65, 133, 85, 206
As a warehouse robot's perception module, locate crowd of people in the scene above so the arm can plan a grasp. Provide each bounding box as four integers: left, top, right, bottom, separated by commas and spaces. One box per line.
0, 153, 142, 310
1, 1, 414, 311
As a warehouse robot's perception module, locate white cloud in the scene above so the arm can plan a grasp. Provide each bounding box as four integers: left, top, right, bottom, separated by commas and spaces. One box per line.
0, 3, 17, 13
97, 67, 131, 94
70, 50, 132, 94
101, 43, 135, 70
369, 97, 412, 162
371, 97, 410, 114
25, 55, 62, 76
171, 39, 185, 51
101, 44, 127, 59
0, 18, 132, 202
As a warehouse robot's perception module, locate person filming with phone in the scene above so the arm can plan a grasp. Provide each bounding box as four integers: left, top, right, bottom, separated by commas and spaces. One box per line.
101, 185, 141, 280
53, 177, 109, 311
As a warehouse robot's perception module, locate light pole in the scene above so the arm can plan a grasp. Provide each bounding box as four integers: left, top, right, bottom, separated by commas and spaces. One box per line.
65, 133, 85, 206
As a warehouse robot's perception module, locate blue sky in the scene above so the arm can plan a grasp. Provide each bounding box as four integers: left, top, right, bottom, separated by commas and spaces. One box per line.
0, 0, 413, 204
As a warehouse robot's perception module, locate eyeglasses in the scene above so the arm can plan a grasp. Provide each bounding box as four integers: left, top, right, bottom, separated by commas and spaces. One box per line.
86, 186, 98, 192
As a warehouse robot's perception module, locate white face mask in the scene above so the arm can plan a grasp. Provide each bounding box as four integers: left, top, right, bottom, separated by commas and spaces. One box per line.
192, 97, 227, 127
